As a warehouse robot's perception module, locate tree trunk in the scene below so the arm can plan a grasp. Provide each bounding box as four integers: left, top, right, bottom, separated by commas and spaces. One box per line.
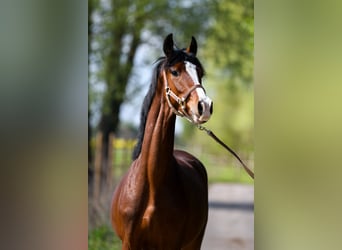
97, 23, 142, 194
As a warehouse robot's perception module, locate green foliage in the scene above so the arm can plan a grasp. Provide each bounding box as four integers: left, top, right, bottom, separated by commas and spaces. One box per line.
88, 225, 121, 250
206, 73, 253, 152
181, 0, 254, 162
205, 0, 254, 83
91, 0, 214, 134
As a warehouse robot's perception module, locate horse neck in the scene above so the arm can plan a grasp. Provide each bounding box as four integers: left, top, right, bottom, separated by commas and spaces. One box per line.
138, 76, 176, 186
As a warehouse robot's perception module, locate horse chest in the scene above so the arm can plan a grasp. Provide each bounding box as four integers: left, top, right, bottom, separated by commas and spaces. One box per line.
141, 205, 155, 230
141, 198, 185, 228
139, 202, 186, 247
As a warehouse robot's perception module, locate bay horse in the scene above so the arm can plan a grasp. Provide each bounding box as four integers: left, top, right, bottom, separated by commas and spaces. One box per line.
111, 33, 213, 249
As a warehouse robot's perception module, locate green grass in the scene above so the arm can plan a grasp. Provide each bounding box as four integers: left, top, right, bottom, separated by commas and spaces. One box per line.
205, 164, 253, 184
200, 155, 254, 184
88, 225, 121, 250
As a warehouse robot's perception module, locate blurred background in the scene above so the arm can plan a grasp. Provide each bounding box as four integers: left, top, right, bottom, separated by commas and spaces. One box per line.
2, 1, 342, 250
88, 0, 253, 248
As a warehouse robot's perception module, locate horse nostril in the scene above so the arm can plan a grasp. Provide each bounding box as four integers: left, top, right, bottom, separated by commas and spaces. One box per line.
210, 101, 213, 114
198, 101, 204, 116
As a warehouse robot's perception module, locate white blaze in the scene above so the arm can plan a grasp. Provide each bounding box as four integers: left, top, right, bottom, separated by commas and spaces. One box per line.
184, 61, 206, 100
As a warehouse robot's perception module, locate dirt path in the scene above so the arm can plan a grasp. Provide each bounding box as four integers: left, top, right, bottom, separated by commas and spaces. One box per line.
201, 183, 254, 250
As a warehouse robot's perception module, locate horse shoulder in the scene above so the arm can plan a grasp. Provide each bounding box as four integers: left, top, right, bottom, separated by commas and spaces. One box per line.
111, 160, 148, 236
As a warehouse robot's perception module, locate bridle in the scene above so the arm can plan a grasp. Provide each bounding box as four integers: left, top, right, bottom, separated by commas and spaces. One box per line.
162, 65, 205, 123
161, 62, 255, 180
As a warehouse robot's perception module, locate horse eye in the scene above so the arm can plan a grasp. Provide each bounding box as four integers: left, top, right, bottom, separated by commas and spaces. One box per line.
170, 70, 179, 77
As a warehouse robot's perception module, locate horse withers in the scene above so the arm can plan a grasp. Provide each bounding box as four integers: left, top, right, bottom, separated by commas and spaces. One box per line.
111, 33, 213, 250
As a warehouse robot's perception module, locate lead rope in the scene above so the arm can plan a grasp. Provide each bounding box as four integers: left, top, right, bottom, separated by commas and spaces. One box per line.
162, 68, 254, 179
197, 125, 255, 179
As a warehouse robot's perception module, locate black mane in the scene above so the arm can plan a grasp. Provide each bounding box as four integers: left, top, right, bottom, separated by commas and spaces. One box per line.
132, 57, 165, 160
132, 49, 205, 160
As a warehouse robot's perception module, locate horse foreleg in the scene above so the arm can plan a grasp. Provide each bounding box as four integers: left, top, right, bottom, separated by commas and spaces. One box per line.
120, 222, 143, 250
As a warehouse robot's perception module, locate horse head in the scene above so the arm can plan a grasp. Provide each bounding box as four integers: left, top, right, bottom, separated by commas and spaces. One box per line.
162, 33, 213, 124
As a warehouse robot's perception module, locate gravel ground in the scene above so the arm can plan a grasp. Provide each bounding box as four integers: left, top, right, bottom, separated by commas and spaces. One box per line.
201, 183, 254, 250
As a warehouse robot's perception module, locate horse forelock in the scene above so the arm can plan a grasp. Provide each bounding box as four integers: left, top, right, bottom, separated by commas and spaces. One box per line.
166, 49, 205, 75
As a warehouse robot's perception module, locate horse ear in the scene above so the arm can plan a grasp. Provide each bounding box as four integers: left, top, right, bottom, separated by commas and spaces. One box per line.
163, 33, 174, 58
186, 36, 197, 56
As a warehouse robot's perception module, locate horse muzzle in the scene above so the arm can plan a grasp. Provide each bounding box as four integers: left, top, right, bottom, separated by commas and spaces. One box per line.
192, 96, 213, 124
